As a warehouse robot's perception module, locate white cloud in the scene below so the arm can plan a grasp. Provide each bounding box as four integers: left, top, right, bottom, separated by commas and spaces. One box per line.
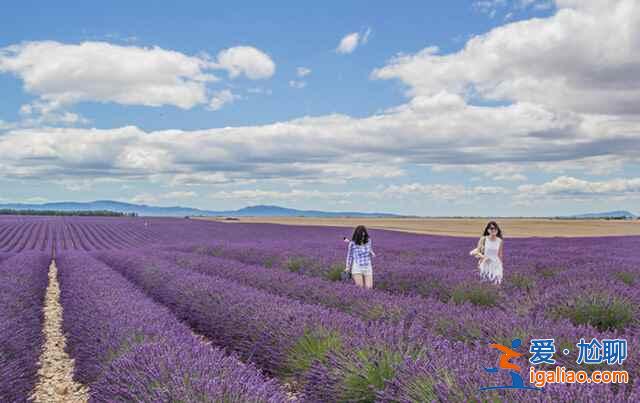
432, 163, 528, 182
375, 0, 640, 114
131, 190, 196, 205
536, 155, 629, 176
473, 0, 507, 17
0, 96, 638, 186
0, 41, 216, 111
517, 176, 640, 201
337, 28, 372, 54
208, 89, 239, 111
213, 46, 275, 79
289, 80, 307, 89
170, 172, 234, 186
0, 119, 14, 130
383, 183, 509, 201
473, 0, 553, 17
336, 33, 360, 54
212, 189, 353, 201
296, 67, 312, 77
0, 41, 275, 122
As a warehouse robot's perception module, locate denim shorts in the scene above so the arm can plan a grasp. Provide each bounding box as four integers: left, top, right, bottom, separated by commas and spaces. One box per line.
351, 262, 373, 275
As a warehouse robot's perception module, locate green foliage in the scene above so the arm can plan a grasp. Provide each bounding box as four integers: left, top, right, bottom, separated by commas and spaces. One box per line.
434, 318, 482, 343
324, 263, 345, 282
341, 348, 406, 403
509, 273, 536, 292
0, 208, 135, 217
615, 271, 635, 286
263, 256, 275, 269
553, 294, 635, 331
403, 369, 465, 403
413, 279, 450, 302
537, 267, 558, 278
283, 329, 342, 379
451, 284, 500, 307
402, 375, 438, 402
285, 256, 313, 273
106, 332, 152, 365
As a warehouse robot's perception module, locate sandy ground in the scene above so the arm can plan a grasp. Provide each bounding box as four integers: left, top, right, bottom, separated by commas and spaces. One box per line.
198, 217, 640, 237
32, 260, 88, 403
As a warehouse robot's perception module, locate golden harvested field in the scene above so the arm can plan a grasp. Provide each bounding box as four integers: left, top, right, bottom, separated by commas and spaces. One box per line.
198, 217, 640, 237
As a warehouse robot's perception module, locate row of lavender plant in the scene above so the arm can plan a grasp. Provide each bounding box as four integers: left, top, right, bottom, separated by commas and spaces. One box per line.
94, 249, 510, 401
175, 234, 640, 302
56, 252, 288, 402
0, 252, 50, 402
154, 250, 576, 341
94, 250, 635, 401
155, 248, 640, 381
174, 233, 640, 328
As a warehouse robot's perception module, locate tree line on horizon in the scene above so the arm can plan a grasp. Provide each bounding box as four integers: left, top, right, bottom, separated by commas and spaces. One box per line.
0, 209, 137, 217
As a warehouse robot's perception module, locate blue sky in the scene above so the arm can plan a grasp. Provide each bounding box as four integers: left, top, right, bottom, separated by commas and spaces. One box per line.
1, 0, 639, 216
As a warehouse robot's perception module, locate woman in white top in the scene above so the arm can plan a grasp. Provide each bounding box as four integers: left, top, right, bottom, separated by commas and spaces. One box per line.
470, 221, 504, 285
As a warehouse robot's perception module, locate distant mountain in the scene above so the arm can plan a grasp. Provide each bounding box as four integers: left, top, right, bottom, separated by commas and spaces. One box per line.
570, 210, 637, 219
0, 201, 402, 218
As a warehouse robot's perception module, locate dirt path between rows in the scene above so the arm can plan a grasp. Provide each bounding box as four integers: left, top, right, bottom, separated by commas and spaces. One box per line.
31, 260, 89, 403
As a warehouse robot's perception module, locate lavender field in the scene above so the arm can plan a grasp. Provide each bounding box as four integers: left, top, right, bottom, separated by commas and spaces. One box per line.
1, 215, 638, 402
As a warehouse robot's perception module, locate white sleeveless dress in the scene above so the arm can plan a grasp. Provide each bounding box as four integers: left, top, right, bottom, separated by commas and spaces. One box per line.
479, 237, 503, 284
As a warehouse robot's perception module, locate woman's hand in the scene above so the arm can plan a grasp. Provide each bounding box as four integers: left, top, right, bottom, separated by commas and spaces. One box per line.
344, 266, 350, 272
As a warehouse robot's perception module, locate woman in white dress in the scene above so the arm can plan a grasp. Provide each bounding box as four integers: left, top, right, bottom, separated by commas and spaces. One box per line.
470, 221, 504, 284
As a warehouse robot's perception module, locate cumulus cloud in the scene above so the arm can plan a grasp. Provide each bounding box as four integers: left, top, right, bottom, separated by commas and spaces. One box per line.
0, 41, 275, 120
208, 89, 239, 111
211, 189, 362, 202
374, 0, 640, 114
337, 33, 360, 54
432, 163, 528, 182
0, 41, 216, 110
336, 28, 371, 54
383, 183, 509, 202
212, 46, 275, 79
0, 96, 638, 188
518, 176, 640, 197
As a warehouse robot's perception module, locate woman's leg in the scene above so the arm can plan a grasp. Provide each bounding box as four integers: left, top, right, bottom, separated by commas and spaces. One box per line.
363, 273, 373, 289
353, 273, 365, 287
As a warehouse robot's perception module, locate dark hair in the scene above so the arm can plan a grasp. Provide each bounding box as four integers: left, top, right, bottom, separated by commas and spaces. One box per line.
482, 221, 503, 239
351, 225, 370, 245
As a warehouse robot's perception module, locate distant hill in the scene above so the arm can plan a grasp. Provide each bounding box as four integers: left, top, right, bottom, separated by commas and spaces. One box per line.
570, 210, 637, 219
0, 200, 402, 218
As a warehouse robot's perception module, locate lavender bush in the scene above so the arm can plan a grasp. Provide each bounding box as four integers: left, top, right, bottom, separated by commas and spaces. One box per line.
56, 252, 287, 402
94, 250, 449, 401
0, 252, 49, 402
